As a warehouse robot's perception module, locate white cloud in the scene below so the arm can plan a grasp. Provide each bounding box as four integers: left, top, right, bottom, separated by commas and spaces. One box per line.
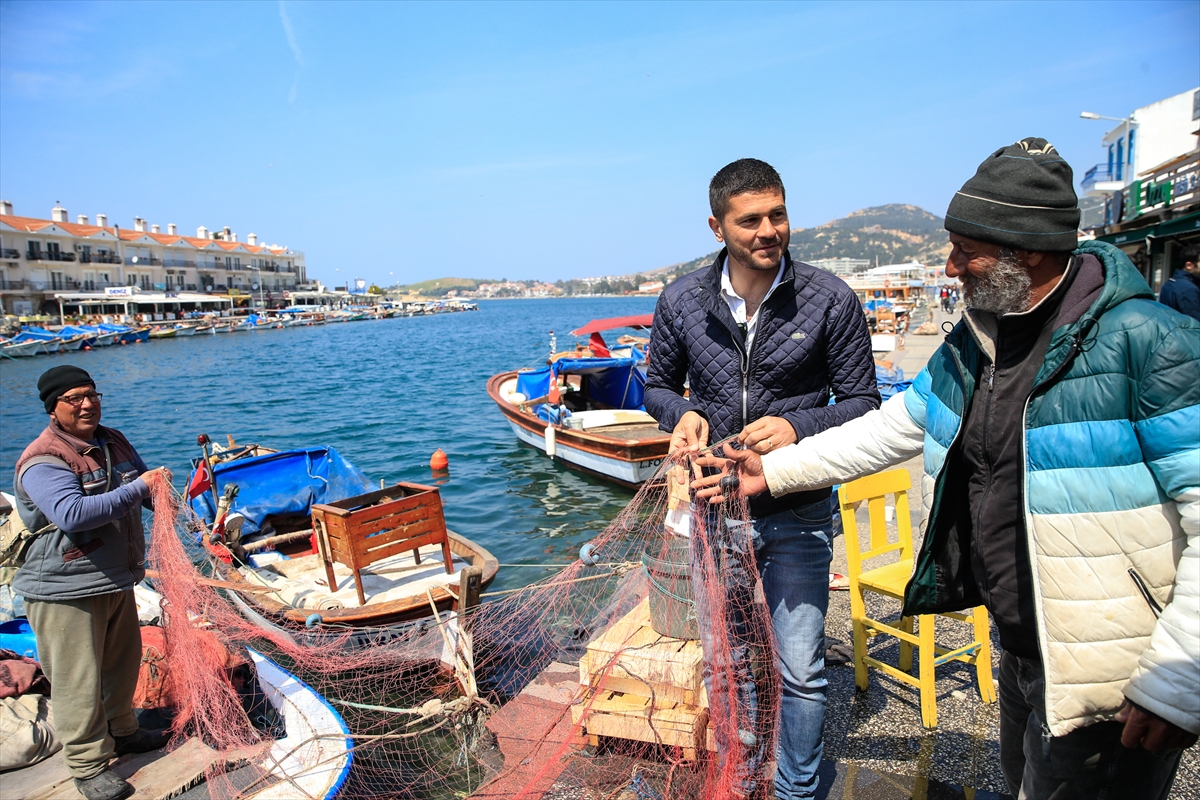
279, 0, 302, 103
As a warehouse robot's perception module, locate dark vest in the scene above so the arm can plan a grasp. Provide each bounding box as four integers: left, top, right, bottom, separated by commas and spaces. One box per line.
12, 423, 146, 601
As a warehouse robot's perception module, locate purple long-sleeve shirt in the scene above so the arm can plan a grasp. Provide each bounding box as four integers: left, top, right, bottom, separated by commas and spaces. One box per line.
22, 449, 150, 533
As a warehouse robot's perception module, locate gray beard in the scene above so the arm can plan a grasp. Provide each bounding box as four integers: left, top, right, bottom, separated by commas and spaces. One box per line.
963, 252, 1031, 315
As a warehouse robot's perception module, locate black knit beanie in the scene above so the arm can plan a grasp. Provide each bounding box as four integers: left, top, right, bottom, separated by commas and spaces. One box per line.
38, 365, 95, 413
945, 137, 1080, 252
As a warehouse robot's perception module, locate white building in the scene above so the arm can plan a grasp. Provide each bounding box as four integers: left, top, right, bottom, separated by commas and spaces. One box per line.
1080, 88, 1200, 219
0, 202, 307, 316
1079, 88, 1200, 290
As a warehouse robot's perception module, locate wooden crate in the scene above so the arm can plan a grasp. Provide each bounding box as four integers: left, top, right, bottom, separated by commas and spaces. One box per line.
580, 598, 705, 700
576, 598, 716, 756
311, 482, 452, 606
571, 689, 709, 760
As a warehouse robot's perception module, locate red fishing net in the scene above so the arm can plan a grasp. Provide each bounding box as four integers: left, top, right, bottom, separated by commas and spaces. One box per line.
144, 449, 779, 799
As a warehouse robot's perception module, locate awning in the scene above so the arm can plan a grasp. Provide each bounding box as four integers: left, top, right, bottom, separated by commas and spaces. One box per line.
1096, 209, 1200, 247
569, 313, 654, 336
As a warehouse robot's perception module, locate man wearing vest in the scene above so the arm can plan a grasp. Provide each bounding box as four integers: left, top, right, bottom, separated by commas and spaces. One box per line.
13, 366, 171, 800
694, 139, 1199, 799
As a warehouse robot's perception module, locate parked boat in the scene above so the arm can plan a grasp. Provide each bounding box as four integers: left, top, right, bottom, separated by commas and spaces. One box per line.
19, 327, 90, 352
149, 325, 178, 339
3, 597, 352, 800
9, 331, 61, 354
487, 314, 670, 488
60, 325, 120, 347
0, 337, 43, 357
186, 439, 499, 649
98, 323, 151, 343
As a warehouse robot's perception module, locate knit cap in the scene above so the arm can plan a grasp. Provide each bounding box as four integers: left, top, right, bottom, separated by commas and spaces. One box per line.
38, 365, 95, 413
945, 138, 1080, 252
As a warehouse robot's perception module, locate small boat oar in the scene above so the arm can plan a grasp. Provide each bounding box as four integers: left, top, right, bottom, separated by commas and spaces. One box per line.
144, 568, 274, 594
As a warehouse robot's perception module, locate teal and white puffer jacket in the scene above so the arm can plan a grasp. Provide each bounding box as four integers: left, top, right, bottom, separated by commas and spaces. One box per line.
761, 240, 1199, 737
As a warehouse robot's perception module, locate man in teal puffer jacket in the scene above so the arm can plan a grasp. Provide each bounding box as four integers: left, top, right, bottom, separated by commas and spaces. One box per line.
694, 138, 1199, 800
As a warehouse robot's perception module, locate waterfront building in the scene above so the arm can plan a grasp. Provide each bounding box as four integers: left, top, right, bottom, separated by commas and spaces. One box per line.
807, 257, 871, 277
0, 202, 307, 316
1079, 88, 1200, 290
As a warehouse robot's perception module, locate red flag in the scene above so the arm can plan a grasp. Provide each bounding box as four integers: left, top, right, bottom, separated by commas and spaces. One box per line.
187, 460, 213, 500
588, 332, 610, 357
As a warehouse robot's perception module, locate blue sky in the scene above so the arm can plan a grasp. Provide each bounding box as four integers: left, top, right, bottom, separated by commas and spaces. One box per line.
1, 1, 1196, 286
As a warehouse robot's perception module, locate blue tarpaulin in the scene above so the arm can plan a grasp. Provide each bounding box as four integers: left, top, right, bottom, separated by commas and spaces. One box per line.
188, 447, 375, 535
552, 357, 645, 410
515, 366, 552, 400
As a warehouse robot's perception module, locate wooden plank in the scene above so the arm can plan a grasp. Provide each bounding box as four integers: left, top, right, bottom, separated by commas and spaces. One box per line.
573, 690, 708, 750
338, 498, 442, 538
356, 529, 451, 570
582, 598, 705, 691
353, 519, 442, 555
580, 671, 707, 708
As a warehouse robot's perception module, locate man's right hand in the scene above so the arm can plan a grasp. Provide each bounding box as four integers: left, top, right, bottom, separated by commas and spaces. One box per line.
691, 446, 768, 503
140, 467, 172, 492
669, 411, 709, 458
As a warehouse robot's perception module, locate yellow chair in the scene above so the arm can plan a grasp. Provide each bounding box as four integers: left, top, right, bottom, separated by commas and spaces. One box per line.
838, 469, 996, 728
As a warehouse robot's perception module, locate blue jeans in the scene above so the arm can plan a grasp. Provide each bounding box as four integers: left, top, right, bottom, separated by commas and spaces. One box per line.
692, 500, 833, 799
999, 651, 1182, 800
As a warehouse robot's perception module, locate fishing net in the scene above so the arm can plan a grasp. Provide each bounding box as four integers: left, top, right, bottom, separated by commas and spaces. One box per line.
144, 446, 780, 800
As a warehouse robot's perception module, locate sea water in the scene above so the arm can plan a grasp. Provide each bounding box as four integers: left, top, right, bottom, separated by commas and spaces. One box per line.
0, 296, 656, 592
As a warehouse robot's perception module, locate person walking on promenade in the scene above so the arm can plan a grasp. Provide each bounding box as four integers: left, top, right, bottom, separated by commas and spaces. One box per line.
1159, 243, 1200, 322
694, 138, 1199, 800
645, 158, 880, 799
11, 366, 171, 800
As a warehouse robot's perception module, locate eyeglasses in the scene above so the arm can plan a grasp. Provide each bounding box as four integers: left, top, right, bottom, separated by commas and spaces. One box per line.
57, 392, 102, 407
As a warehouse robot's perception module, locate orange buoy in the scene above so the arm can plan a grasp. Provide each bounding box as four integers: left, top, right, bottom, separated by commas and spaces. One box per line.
430, 448, 449, 470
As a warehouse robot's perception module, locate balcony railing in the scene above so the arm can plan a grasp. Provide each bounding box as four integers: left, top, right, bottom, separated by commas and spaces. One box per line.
124, 256, 160, 266
26, 250, 77, 262
80, 253, 123, 264
1, 248, 19, 260
0, 278, 30, 290
162, 258, 197, 268
1081, 164, 1116, 192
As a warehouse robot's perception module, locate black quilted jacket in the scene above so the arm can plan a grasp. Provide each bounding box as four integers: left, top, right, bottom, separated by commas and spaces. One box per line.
645, 250, 881, 517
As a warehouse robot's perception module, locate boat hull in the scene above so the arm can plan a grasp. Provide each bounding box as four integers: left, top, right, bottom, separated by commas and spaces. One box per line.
245, 649, 353, 800
211, 530, 499, 650
486, 371, 669, 489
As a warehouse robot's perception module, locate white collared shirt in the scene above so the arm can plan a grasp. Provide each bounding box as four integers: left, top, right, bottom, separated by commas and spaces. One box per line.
719, 255, 784, 352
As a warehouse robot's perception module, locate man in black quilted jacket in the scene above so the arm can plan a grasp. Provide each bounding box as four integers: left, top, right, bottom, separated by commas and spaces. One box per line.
645, 159, 879, 799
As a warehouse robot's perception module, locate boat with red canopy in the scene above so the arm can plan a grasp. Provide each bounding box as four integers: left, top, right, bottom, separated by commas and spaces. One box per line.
486, 313, 670, 488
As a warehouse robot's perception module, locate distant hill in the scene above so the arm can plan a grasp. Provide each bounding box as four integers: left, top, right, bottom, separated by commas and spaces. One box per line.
647, 203, 950, 279
392, 277, 493, 297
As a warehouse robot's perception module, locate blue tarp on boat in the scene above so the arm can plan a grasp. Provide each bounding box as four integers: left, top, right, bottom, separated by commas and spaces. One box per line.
553, 357, 645, 410
189, 447, 375, 536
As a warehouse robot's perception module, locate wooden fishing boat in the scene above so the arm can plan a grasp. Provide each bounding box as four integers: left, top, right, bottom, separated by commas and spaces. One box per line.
3, 634, 352, 800
173, 323, 200, 337
486, 314, 669, 488
61, 325, 121, 346
187, 439, 499, 649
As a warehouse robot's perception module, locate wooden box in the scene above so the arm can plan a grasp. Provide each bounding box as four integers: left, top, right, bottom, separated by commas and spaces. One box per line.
571, 689, 709, 759
575, 598, 716, 757
311, 482, 452, 605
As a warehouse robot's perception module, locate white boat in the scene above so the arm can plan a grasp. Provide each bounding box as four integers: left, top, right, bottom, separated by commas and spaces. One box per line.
1, 643, 352, 800
1, 338, 43, 357
243, 648, 354, 799
174, 323, 200, 337
149, 326, 178, 339
58, 334, 88, 351
486, 314, 669, 488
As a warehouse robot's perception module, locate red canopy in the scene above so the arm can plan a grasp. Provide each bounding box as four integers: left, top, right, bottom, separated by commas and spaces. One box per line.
569, 314, 654, 336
